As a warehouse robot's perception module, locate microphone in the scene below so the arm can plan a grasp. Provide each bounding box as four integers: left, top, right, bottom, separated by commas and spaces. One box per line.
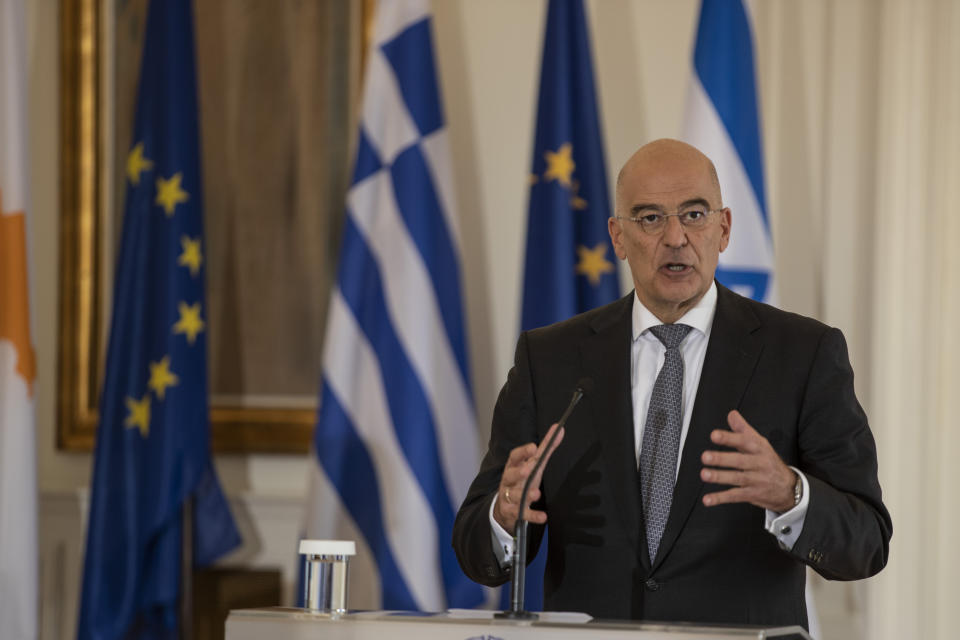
496, 377, 593, 620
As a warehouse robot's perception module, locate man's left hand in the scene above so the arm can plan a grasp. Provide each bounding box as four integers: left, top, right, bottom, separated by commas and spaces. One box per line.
700, 410, 796, 513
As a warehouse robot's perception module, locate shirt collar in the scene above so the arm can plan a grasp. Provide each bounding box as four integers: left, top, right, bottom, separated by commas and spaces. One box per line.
632, 281, 718, 342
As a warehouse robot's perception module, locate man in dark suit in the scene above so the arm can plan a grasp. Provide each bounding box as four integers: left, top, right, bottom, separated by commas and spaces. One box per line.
452, 139, 891, 628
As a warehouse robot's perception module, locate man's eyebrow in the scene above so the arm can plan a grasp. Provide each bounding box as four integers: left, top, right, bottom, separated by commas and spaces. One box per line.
629, 197, 712, 214
680, 197, 711, 209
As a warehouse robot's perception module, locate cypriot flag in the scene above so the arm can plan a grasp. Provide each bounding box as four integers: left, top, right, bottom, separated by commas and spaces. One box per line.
0, 0, 38, 638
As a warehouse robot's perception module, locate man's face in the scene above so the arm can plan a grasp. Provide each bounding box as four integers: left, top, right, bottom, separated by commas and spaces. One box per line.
608, 144, 731, 323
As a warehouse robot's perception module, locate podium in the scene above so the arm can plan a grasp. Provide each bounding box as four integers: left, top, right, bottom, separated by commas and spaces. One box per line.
226, 607, 812, 640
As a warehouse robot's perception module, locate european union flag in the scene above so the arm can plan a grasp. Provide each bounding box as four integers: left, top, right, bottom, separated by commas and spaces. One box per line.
77, 0, 240, 637
514, 0, 620, 611
521, 0, 620, 333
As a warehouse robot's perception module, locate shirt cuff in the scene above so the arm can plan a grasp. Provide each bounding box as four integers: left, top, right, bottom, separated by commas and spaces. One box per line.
764, 466, 809, 551
489, 494, 515, 566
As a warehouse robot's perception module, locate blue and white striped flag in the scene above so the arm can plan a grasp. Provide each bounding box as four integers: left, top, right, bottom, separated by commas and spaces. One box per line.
303, 0, 485, 611
682, 4, 822, 635
682, 0, 775, 303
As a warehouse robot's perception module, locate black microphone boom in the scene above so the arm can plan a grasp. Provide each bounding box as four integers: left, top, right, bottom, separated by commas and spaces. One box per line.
495, 377, 593, 620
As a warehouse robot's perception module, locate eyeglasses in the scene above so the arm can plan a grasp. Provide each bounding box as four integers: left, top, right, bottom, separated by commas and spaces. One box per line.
615, 207, 722, 235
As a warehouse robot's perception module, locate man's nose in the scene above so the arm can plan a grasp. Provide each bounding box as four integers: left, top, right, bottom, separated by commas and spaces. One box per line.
661, 215, 688, 247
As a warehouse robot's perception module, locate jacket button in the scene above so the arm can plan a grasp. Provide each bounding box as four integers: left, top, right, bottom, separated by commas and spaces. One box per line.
644, 578, 659, 591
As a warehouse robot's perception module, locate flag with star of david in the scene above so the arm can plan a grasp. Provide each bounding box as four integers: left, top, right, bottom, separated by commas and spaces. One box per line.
682, 1, 821, 631
681, 0, 776, 303
512, 0, 620, 610
78, 0, 240, 636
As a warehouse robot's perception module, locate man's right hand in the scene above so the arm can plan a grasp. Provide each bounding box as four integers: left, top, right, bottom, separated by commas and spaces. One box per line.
493, 422, 564, 533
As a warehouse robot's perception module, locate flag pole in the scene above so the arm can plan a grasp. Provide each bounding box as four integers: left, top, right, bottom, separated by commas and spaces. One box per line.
180, 498, 194, 640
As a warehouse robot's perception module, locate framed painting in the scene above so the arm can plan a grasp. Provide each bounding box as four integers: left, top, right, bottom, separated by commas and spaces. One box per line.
58, 0, 372, 452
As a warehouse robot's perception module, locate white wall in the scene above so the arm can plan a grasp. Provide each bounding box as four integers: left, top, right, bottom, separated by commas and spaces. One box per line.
25, 1, 960, 639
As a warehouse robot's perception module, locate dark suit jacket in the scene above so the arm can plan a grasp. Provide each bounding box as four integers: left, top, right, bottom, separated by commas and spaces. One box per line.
452, 283, 891, 628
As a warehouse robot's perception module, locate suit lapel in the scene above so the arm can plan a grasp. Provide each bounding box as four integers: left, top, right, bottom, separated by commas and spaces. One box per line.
651, 284, 762, 570
579, 295, 644, 561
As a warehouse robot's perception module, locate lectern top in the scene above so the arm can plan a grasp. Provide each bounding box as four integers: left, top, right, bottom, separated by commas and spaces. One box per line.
227, 608, 813, 640
298, 540, 356, 556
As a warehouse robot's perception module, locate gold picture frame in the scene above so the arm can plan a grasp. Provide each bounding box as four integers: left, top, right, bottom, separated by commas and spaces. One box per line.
57, 0, 373, 453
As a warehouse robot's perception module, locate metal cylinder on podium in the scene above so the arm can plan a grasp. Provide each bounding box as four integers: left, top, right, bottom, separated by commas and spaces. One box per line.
299, 540, 356, 614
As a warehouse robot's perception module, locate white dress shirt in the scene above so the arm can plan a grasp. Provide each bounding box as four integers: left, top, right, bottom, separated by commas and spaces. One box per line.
490, 283, 808, 564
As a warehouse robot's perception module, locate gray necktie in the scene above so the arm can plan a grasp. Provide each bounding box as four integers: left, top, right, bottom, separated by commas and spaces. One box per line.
639, 323, 693, 562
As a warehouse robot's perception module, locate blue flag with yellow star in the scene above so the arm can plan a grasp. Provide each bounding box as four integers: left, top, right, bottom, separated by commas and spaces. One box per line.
513, 0, 619, 610
77, 0, 240, 637
521, 0, 619, 332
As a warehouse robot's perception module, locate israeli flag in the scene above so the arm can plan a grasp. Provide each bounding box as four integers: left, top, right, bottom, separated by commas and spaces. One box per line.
682, 0, 775, 303
683, 4, 823, 634
303, 0, 484, 611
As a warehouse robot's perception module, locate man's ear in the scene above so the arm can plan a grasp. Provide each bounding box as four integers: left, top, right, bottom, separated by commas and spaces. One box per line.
718, 207, 732, 253
608, 216, 627, 260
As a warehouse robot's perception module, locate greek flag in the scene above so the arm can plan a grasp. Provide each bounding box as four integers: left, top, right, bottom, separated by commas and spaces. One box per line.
682, 0, 775, 303
304, 0, 484, 611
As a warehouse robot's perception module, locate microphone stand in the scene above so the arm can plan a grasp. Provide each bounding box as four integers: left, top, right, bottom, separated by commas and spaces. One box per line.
495, 382, 588, 620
